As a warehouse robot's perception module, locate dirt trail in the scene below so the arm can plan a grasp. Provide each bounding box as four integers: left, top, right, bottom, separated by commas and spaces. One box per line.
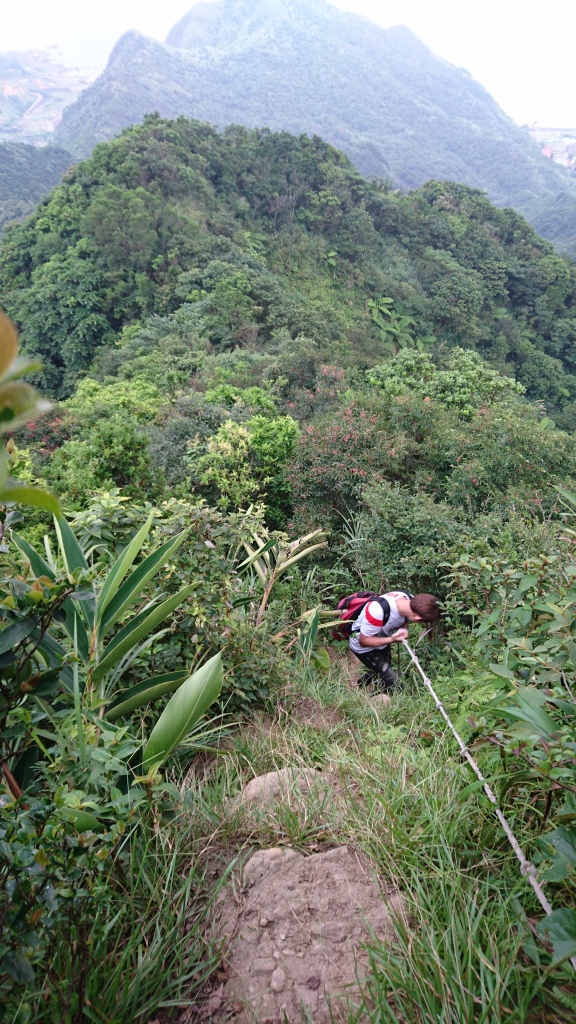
210, 845, 402, 1023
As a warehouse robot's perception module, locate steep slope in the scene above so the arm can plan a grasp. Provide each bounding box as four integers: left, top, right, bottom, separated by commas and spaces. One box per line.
2, 116, 576, 423
0, 142, 73, 229
55, 0, 572, 220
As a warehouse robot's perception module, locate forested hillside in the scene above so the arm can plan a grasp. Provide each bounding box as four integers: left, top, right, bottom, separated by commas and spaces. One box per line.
2, 117, 576, 1021
3, 116, 576, 414
53, 0, 576, 255
0, 142, 72, 229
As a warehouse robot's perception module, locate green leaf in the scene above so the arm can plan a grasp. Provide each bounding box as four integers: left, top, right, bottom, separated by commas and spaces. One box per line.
11, 532, 89, 660
54, 515, 88, 574
310, 647, 330, 673
104, 671, 188, 722
556, 485, 576, 511
93, 585, 196, 682
58, 807, 105, 834
12, 533, 54, 579
0, 617, 36, 654
516, 573, 539, 595
489, 663, 516, 681
238, 536, 277, 572
0, 482, 60, 515
546, 827, 576, 864
456, 778, 488, 801
504, 695, 559, 738
277, 541, 327, 575
142, 652, 223, 770
537, 908, 576, 963
96, 512, 154, 624
99, 529, 189, 637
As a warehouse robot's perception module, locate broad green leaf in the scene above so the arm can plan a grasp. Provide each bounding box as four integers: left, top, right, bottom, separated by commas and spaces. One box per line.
556, 485, 576, 511
311, 647, 330, 673
54, 514, 88, 575
457, 778, 488, 801
96, 512, 154, 624
546, 827, 576, 864
99, 529, 189, 636
300, 608, 319, 654
537, 908, 576, 963
104, 671, 188, 722
93, 584, 196, 682
500, 697, 558, 738
0, 482, 60, 515
12, 533, 54, 580
0, 617, 36, 654
489, 663, 516, 681
58, 807, 105, 833
238, 536, 277, 571
142, 652, 223, 770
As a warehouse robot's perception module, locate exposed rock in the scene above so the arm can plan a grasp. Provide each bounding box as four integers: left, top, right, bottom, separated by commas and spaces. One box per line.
239, 767, 324, 807
210, 845, 403, 1022
371, 693, 391, 709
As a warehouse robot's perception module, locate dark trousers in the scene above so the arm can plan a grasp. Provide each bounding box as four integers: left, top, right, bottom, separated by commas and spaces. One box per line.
353, 646, 397, 691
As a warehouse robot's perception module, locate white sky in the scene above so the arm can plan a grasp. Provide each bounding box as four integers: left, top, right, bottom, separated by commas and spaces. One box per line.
1, 0, 574, 127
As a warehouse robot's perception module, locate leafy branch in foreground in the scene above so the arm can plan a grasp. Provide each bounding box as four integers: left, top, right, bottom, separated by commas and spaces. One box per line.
0, 312, 59, 515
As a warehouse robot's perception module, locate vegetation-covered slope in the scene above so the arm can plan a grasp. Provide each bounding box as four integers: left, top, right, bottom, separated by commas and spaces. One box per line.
54, 0, 575, 251
2, 116, 576, 416
3, 117, 576, 1021
0, 142, 72, 230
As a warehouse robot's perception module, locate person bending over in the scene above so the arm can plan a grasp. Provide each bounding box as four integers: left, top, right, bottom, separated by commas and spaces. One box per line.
349, 591, 440, 692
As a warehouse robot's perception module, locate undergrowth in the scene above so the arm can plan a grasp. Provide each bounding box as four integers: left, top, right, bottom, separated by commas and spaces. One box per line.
179, 651, 576, 1024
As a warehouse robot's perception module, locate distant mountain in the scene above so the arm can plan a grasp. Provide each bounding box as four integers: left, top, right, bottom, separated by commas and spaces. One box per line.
0, 142, 73, 230
53, 0, 575, 253
0, 50, 91, 145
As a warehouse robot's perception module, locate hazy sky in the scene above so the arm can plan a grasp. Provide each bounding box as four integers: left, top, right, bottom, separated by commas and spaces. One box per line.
2, 0, 575, 127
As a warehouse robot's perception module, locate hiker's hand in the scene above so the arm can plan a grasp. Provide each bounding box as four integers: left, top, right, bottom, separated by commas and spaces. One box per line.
391, 628, 409, 642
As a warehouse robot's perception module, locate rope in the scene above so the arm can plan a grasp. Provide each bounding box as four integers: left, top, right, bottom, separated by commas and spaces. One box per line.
402, 638, 576, 972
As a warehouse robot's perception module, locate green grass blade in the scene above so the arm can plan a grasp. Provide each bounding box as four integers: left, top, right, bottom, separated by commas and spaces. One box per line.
93, 585, 196, 683
104, 671, 189, 722
96, 512, 154, 625
142, 652, 223, 770
99, 529, 189, 637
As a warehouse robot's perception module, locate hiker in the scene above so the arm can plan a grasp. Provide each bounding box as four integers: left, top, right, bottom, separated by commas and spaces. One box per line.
346, 591, 441, 692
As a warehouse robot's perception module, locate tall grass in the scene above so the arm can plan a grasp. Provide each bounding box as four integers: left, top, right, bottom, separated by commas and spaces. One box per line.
181, 661, 576, 1023
29, 821, 221, 1024
26, 657, 575, 1022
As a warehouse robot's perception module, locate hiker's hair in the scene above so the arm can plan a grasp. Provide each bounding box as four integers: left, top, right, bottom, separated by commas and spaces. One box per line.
410, 593, 441, 621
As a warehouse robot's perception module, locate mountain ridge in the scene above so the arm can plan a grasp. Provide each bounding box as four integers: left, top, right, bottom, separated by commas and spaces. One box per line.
55, 0, 572, 210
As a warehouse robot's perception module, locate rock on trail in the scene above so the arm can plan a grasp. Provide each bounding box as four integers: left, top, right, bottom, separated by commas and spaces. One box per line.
210, 845, 403, 1023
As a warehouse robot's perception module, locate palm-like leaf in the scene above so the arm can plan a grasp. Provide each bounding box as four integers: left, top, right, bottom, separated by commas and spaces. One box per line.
142, 653, 223, 771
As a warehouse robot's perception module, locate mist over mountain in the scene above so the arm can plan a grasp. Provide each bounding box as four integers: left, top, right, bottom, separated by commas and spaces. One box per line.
53, 0, 575, 251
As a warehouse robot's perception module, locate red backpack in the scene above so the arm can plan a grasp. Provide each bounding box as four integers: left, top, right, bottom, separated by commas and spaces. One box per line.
331, 591, 390, 641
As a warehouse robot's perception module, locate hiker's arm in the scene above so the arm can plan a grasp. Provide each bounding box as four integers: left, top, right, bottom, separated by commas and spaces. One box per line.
358, 628, 408, 648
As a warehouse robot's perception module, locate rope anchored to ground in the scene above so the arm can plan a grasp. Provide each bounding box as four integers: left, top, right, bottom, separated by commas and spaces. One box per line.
402, 638, 576, 973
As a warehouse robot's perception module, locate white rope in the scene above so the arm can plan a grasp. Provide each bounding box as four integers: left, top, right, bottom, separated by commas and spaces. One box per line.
402, 638, 576, 971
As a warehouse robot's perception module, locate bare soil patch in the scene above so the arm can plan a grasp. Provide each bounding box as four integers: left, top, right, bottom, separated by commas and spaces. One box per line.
291, 696, 343, 730
208, 845, 402, 1023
